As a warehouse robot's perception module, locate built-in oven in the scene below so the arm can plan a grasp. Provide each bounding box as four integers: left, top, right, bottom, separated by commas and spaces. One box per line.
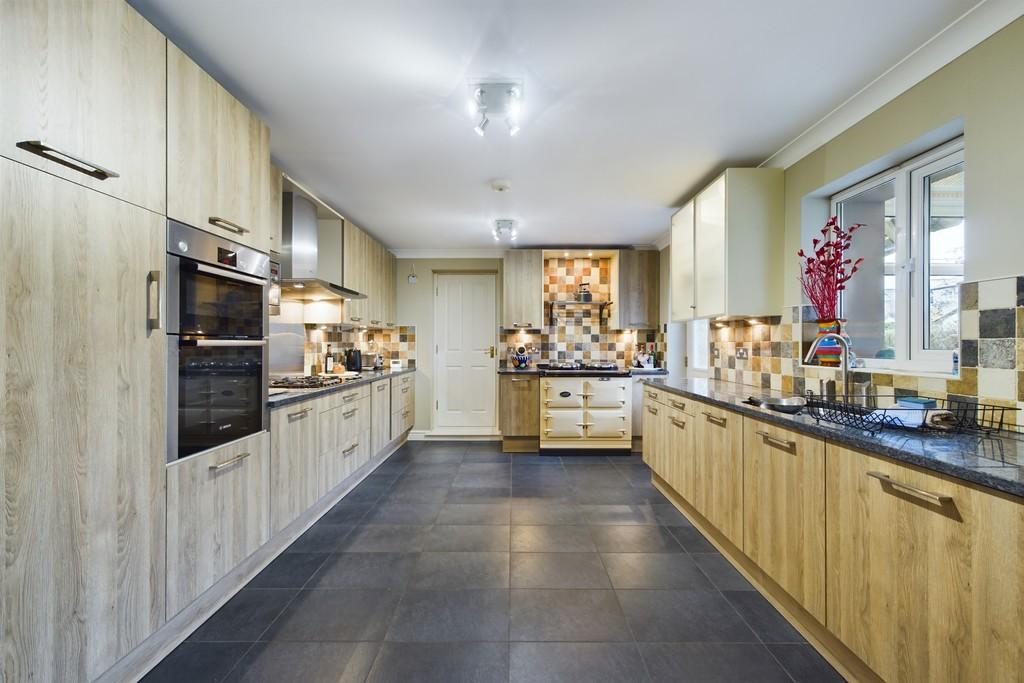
166, 220, 271, 461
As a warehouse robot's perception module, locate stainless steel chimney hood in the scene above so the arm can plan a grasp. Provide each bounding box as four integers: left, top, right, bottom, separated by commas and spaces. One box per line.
280, 192, 366, 301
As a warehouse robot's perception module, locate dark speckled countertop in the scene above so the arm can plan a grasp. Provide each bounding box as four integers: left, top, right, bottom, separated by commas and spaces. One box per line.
497, 364, 668, 377
268, 368, 416, 409
643, 377, 1024, 499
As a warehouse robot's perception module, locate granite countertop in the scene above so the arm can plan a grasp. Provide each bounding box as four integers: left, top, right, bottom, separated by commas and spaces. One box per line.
268, 368, 416, 409
497, 364, 668, 377
642, 377, 1024, 499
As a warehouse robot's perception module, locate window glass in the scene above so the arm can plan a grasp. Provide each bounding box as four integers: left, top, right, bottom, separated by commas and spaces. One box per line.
688, 319, 709, 371
922, 162, 964, 350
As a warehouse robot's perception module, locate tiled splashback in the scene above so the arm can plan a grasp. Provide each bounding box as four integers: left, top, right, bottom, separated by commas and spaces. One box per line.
708, 275, 1023, 428
305, 326, 417, 372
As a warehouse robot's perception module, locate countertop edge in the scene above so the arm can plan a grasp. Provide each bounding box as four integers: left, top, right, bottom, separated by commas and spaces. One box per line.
268, 368, 416, 409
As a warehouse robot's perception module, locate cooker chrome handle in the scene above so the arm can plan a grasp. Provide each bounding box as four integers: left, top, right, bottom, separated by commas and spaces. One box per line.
185, 261, 268, 286
181, 338, 267, 347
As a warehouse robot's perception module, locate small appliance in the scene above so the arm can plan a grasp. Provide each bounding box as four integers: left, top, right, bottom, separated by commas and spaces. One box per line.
344, 349, 363, 372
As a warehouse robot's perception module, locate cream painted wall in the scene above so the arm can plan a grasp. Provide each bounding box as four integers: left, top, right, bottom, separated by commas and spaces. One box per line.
782, 16, 1024, 306
395, 258, 504, 432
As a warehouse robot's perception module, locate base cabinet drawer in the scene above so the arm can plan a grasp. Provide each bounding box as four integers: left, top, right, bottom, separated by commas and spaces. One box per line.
166, 431, 271, 617
320, 399, 369, 496
270, 401, 319, 534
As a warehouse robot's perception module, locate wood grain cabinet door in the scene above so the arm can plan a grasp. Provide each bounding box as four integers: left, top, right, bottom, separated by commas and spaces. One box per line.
641, 400, 659, 470
693, 405, 744, 548
616, 249, 659, 329
826, 445, 1024, 683
270, 402, 319, 534
0, 0, 167, 213
0, 158, 167, 681
742, 418, 825, 622
499, 375, 540, 437
371, 380, 392, 454
502, 249, 544, 329
662, 406, 695, 503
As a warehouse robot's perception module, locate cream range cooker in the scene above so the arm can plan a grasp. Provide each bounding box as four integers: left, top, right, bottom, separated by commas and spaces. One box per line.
540, 367, 632, 449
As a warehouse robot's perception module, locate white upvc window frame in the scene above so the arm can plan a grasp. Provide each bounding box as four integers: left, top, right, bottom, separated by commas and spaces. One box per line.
828, 137, 964, 374
687, 318, 709, 377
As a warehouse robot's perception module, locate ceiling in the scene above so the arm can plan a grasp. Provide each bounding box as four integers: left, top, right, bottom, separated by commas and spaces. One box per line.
131, 0, 979, 251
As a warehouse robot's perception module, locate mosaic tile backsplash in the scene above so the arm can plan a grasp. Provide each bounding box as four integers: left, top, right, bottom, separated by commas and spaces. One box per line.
305, 326, 416, 372
707, 275, 1024, 430
503, 257, 666, 367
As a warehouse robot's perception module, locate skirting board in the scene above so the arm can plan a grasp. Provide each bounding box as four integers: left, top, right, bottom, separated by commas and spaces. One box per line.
651, 473, 882, 683
409, 429, 500, 441
97, 431, 411, 683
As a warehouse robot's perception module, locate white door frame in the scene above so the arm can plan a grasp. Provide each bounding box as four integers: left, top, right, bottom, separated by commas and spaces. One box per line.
430, 271, 499, 436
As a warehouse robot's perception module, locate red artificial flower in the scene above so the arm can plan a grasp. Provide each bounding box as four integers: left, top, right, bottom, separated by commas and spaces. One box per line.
796, 216, 866, 321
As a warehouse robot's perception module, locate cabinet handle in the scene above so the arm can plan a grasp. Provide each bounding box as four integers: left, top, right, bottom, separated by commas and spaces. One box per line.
350, 316, 363, 322
510, 378, 531, 383
645, 406, 659, 415
288, 406, 313, 418
208, 216, 250, 235
209, 451, 250, 471
575, 423, 594, 427
343, 442, 359, 454
646, 391, 659, 399
402, 387, 410, 394
343, 393, 359, 402
669, 400, 686, 410
402, 410, 410, 416
670, 418, 686, 430
370, 320, 381, 325
866, 471, 952, 505
343, 408, 358, 418
513, 323, 533, 328
146, 270, 163, 332
377, 383, 387, 391
703, 412, 727, 427
16, 140, 119, 180
755, 430, 795, 452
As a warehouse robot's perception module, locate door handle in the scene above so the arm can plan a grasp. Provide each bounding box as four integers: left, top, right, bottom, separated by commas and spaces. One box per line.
755, 430, 795, 451
513, 323, 533, 328
377, 383, 387, 391
17, 140, 119, 180
343, 442, 359, 454
645, 406, 658, 415
670, 418, 686, 430
288, 406, 313, 418
866, 471, 952, 505
147, 270, 163, 332
343, 408, 358, 418
702, 411, 727, 427
209, 452, 250, 472
208, 216, 250, 235
669, 400, 686, 410
510, 378, 530, 383
488, 346, 496, 358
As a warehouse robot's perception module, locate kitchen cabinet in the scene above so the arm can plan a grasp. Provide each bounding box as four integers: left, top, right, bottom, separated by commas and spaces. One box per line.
383, 250, 398, 326
499, 374, 540, 452
1, 0, 167, 214
641, 399, 661, 470
319, 385, 370, 495
693, 403, 744, 547
672, 168, 783, 320
166, 431, 271, 617
826, 445, 1024, 683
743, 418, 825, 621
0, 158, 167, 681
270, 400, 320, 534
391, 374, 416, 439
502, 249, 544, 329
263, 162, 284, 253
610, 249, 659, 329
371, 379, 392, 454
168, 43, 276, 253
343, 220, 370, 324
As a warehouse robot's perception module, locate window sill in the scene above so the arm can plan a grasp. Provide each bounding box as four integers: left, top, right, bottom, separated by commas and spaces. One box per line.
799, 363, 958, 380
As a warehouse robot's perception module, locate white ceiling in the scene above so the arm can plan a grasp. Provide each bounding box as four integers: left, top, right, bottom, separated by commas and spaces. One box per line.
131, 0, 980, 250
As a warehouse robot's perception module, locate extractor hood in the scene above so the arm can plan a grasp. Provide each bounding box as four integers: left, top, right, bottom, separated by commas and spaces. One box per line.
280, 191, 366, 301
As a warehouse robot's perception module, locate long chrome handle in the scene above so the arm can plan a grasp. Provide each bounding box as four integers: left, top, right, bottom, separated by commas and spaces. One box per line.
147, 270, 163, 332
645, 406, 659, 415
343, 393, 359, 403
867, 471, 952, 505
371, 320, 382, 325
575, 423, 594, 427
188, 261, 267, 286
343, 442, 359, 454
181, 338, 267, 347
510, 378, 531, 383
209, 452, 251, 471
756, 430, 795, 451
402, 387, 410, 394
703, 412, 726, 427
343, 408, 358, 418
17, 140, 119, 180
670, 418, 686, 430
513, 323, 533, 328
209, 216, 250, 235
288, 406, 313, 418
646, 391, 659, 400
669, 400, 686, 410
377, 383, 387, 391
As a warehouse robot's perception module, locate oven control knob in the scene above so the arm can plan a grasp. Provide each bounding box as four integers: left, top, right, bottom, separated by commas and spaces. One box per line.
178, 240, 189, 252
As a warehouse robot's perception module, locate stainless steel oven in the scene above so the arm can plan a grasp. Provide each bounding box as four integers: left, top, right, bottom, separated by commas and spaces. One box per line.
166, 220, 270, 461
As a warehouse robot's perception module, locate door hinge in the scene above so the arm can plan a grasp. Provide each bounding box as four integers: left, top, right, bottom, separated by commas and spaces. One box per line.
436, 400, 439, 410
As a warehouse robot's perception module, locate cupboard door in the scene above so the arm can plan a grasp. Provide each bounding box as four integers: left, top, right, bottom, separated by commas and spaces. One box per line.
499, 375, 540, 437
670, 201, 695, 321
693, 404, 743, 548
270, 402, 319, 534
616, 250, 659, 329
167, 431, 271, 617
663, 406, 695, 503
586, 409, 629, 440
586, 378, 629, 408
1, 158, 167, 681
343, 221, 368, 323
641, 402, 659, 470
826, 445, 1024, 683
0, 0, 166, 213
318, 405, 344, 495
371, 380, 392, 454
743, 419, 825, 622
543, 409, 585, 439
502, 249, 544, 329
694, 175, 726, 318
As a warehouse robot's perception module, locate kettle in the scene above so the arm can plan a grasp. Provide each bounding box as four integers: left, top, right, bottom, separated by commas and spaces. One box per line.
344, 349, 362, 372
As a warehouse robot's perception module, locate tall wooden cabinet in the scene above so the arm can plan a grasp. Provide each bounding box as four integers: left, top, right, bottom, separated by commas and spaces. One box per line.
0, 158, 167, 681
502, 249, 544, 329
610, 249, 659, 329
0, 0, 167, 214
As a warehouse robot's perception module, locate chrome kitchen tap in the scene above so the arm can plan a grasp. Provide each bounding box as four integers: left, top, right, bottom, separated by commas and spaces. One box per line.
804, 333, 852, 399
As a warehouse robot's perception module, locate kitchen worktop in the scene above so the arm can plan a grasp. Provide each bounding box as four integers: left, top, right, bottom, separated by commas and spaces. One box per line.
498, 364, 668, 377
643, 376, 1024, 499
268, 367, 416, 409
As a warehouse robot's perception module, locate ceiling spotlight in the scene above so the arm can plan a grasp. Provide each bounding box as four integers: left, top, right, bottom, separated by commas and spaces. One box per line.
587, 252, 593, 257
563, 251, 569, 257
468, 81, 523, 137
492, 219, 518, 243
506, 119, 520, 136
474, 113, 489, 136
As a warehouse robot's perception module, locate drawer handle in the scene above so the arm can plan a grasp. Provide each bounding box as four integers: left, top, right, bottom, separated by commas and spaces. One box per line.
646, 406, 658, 415
370, 320, 382, 325
343, 442, 359, 454
402, 410, 410, 416
209, 452, 250, 471
510, 378, 531, 383
670, 418, 686, 430
513, 322, 533, 328
646, 391, 659, 399
288, 406, 313, 418
866, 471, 952, 505
703, 412, 726, 427
146, 270, 163, 332
208, 216, 250, 235
402, 387, 410, 394
343, 408, 358, 418
670, 400, 686, 410
343, 393, 359, 402
575, 422, 594, 427
577, 393, 594, 397
377, 383, 387, 391
17, 140, 119, 180
350, 316, 363, 322
755, 430, 795, 452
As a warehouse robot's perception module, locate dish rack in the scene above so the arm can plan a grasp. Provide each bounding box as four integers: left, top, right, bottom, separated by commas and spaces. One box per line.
804, 394, 1018, 436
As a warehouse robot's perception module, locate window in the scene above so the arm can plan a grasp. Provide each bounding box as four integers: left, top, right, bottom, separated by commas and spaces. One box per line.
830, 139, 964, 371
687, 319, 709, 376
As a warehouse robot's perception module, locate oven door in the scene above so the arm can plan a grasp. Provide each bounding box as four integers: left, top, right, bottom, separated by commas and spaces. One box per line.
169, 338, 268, 460
168, 256, 268, 338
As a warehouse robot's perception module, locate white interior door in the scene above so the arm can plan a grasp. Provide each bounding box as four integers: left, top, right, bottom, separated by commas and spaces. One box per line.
434, 273, 497, 429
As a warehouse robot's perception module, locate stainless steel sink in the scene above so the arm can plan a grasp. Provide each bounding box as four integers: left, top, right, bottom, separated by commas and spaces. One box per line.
745, 395, 807, 414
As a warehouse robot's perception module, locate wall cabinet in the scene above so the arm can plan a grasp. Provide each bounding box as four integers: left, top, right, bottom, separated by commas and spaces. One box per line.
343, 220, 369, 324
371, 379, 392, 454
611, 249, 659, 329
671, 168, 783, 320
1, 0, 167, 214
166, 431, 271, 617
502, 249, 544, 329
342, 221, 396, 327
826, 445, 1024, 682
693, 403, 744, 547
270, 401, 320, 534
743, 418, 826, 622
168, 43, 276, 253
0, 158, 167, 682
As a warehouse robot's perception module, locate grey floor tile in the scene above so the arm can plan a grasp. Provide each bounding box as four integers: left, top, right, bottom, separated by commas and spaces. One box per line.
189, 589, 296, 642
463, 451, 512, 464
436, 502, 511, 525
225, 641, 379, 683
767, 644, 845, 682
403, 462, 460, 475
510, 589, 632, 642
581, 503, 658, 525
393, 472, 456, 488
511, 501, 585, 525
572, 487, 657, 505
692, 553, 754, 591
601, 553, 715, 590
511, 552, 611, 589
650, 503, 692, 527
511, 465, 570, 486
512, 486, 574, 502
457, 462, 511, 475
724, 590, 805, 643
617, 589, 757, 642
340, 525, 428, 552
320, 501, 375, 525
142, 643, 250, 683
590, 525, 683, 553
560, 455, 611, 465
511, 525, 596, 552
510, 642, 648, 683
367, 642, 509, 683
445, 486, 512, 503
344, 482, 390, 503
566, 466, 630, 488
265, 589, 400, 641
286, 524, 356, 554
248, 553, 328, 589
386, 589, 510, 642
307, 553, 418, 589
361, 502, 442, 525
378, 486, 449, 504
423, 525, 511, 552
452, 472, 512, 488
640, 642, 791, 683
668, 525, 717, 553
510, 454, 562, 465
411, 552, 510, 589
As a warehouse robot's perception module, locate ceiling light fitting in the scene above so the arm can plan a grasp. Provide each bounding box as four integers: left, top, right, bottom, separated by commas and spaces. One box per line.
468, 81, 522, 137
492, 219, 518, 242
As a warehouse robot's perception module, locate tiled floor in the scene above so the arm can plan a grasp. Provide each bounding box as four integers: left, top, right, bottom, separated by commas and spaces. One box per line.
144, 441, 843, 683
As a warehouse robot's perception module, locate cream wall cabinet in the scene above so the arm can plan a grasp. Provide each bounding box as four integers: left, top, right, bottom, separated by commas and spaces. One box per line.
1, 0, 167, 214
670, 201, 695, 321
502, 249, 544, 329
